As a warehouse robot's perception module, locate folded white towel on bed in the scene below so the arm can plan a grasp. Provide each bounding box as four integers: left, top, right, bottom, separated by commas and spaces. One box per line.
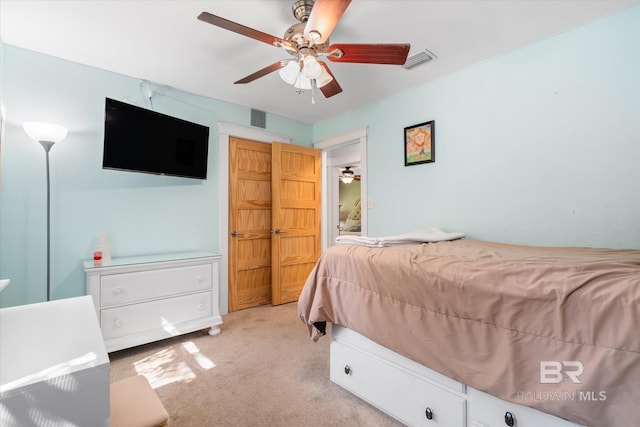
335, 227, 465, 247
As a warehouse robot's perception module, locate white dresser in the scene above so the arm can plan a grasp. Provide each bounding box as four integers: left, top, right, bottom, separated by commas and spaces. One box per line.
85, 252, 222, 352
0, 296, 110, 427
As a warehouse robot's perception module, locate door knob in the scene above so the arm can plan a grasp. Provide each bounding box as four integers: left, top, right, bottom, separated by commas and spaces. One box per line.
230, 230, 245, 237
273, 229, 288, 234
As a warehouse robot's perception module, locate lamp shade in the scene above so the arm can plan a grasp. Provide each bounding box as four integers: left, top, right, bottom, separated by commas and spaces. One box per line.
302, 56, 322, 79
293, 74, 312, 90
23, 122, 68, 143
316, 67, 334, 88
279, 61, 300, 85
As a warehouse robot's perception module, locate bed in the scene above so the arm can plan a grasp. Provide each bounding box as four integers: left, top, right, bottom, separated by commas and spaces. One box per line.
297, 238, 640, 427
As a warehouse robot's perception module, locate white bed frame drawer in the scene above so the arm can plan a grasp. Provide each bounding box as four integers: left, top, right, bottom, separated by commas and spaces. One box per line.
333, 325, 465, 393
468, 388, 583, 427
101, 291, 213, 340
100, 264, 212, 307
329, 325, 586, 427
331, 340, 466, 427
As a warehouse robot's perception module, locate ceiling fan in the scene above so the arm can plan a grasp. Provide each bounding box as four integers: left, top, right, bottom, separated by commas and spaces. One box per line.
340, 166, 360, 183
198, 0, 410, 100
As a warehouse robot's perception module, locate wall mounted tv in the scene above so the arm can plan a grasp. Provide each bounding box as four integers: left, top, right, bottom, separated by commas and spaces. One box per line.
103, 98, 210, 179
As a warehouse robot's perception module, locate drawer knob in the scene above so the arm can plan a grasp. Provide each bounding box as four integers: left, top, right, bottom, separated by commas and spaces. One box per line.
198, 303, 205, 311
198, 275, 205, 282
114, 286, 123, 294
425, 407, 433, 420
344, 365, 351, 375
504, 411, 515, 426
113, 318, 122, 328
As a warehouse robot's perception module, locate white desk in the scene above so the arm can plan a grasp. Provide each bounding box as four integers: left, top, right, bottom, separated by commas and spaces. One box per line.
0, 296, 110, 427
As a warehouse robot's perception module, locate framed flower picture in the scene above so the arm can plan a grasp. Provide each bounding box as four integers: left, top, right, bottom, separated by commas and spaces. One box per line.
404, 120, 435, 166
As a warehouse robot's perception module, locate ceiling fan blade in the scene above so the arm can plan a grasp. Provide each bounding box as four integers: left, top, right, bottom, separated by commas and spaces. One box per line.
198, 12, 289, 49
234, 61, 288, 84
327, 43, 411, 65
304, 0, 351, 44
318, 61, 343, 98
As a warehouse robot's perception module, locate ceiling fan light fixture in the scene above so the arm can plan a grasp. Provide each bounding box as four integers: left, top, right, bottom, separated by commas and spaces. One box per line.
316, 67, 334, 88
199, 1, 408, 100
294, 73, 312, 90
340, 166, 354, 184
279, 60, 300, 84
302, 55, 322, 79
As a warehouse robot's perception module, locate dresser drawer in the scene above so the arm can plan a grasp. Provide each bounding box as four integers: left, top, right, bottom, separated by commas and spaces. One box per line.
100, 264, 212, 306
331, 341, 466, 427
100, 291, 213, 340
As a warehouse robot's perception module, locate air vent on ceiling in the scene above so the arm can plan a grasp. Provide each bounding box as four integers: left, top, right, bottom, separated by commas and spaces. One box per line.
403, 49, 437, 70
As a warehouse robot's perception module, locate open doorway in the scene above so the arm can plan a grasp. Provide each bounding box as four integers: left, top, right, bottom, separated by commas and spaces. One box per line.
314, 127, 368, 250
338, 166, 362, 236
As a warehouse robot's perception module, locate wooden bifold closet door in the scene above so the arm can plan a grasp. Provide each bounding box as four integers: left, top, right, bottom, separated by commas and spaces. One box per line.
228, 137, 321, 312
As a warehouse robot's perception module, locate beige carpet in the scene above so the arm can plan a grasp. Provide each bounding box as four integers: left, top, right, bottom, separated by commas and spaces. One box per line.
109, 302, 403, 427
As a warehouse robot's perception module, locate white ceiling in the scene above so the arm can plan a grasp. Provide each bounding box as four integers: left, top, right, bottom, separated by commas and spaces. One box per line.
1, 0, 638, 124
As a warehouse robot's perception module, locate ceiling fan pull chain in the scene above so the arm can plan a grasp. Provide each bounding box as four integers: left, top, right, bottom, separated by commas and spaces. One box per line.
311, 79, 317, 104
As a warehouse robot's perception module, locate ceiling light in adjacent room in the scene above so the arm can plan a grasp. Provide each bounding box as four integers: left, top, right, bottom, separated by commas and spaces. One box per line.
340, 166, 354, 184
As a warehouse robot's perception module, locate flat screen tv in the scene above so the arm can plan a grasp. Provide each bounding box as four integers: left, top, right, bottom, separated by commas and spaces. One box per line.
103, 98, 209, 179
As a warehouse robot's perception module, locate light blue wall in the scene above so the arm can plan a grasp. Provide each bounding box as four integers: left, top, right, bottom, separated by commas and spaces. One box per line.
2, 6, 639, 308
0, 45, 312, 308
315, 5, 640, 249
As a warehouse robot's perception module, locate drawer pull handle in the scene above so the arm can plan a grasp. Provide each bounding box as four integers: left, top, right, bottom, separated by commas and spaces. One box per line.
344, 365, 351, 375
504, 411, 515, 426
114, 286, 123, 294
425, 407, 433, 420
114, 319, 122, 328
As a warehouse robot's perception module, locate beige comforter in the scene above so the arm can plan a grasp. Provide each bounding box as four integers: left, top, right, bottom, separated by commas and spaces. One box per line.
298, 240, 640, 427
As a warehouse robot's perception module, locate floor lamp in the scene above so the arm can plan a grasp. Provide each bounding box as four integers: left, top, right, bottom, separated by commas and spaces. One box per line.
23, 122, 68, 301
